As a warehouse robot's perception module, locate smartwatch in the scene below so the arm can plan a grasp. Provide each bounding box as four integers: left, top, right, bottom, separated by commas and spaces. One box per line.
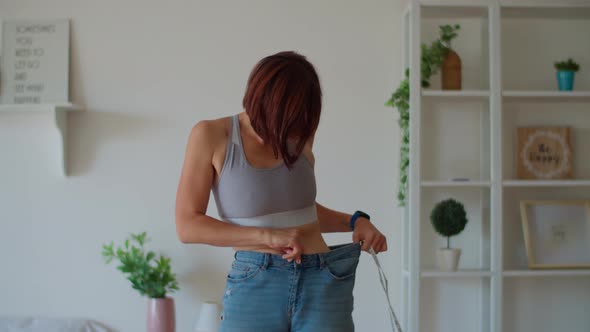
349, 210, 370, 231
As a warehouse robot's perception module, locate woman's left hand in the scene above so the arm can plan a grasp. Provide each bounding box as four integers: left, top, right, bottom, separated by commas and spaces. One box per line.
352, 218, 388, 254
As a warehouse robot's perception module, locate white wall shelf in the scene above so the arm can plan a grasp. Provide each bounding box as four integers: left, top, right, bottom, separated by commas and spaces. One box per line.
402, 2, 590, 332
0, 103, 82, 176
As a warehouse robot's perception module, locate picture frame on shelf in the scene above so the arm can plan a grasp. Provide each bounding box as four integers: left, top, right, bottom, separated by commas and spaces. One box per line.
516, 127, 573, 180
520, 200, 590, 269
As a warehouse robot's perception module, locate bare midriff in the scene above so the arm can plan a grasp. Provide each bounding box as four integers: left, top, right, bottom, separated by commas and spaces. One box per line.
232, 220, 331, 255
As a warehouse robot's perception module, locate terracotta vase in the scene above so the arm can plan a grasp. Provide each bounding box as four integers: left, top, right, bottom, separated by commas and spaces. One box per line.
147, 297, 175, 332
442, 49, 462, 90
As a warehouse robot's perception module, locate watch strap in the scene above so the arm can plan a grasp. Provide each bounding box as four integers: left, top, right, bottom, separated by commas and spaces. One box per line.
350, 210, 370, 231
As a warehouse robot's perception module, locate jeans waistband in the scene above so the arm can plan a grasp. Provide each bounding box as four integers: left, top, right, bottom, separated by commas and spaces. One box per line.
234, 242, 362, 269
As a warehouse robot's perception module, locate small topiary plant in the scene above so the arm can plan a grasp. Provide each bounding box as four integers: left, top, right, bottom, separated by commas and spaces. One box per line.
102, 232, 179, 298
430, 198, 468, 249
554, 58, 580, 72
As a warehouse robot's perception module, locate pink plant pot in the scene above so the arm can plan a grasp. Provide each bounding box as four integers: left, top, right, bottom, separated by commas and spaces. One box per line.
147, 297, 175, 332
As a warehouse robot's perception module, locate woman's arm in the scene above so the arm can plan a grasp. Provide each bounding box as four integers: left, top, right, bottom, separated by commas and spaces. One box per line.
316, 203, 353, 233
175, 120, 270, 246
175, 120, 305, 261
316, 202, 387, 253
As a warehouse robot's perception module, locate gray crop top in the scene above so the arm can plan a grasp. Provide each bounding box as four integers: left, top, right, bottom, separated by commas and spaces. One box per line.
211, 114, 318, 228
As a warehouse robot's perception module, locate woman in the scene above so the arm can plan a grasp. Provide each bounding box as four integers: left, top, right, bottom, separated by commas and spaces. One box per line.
175, 51, 387, 332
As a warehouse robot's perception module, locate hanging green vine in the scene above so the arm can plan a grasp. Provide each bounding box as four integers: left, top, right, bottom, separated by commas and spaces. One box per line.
386, 24, 460, 206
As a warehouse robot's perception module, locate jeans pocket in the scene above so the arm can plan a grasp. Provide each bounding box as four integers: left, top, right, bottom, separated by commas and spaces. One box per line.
324, 257, 359, 280
227, 260, 262, 282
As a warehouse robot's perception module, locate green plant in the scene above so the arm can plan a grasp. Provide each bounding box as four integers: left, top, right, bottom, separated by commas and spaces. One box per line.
386, 24, 460, 206
430, 198, 468, 249
440, 24, 460, 48
102, 232, 179, 298
554, 58, 580, 72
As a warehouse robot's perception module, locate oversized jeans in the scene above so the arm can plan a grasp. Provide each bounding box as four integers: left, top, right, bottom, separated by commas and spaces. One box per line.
219, 242, 361, 332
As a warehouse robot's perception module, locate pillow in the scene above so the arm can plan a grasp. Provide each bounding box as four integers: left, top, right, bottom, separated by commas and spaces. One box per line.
0, 317, 114, 332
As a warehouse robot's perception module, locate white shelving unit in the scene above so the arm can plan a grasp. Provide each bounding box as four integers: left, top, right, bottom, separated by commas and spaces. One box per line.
0, 103, 82, 176
503, 180, 590, 187
401, 2, 590, 332
503, 269, 590, 278
421, 269, 493, 278
503, 90, 590, 99
421, 180, 491, 187
422, 89, 490, 98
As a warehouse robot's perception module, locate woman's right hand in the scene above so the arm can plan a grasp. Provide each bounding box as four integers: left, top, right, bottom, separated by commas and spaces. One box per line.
264, 228, 305, 264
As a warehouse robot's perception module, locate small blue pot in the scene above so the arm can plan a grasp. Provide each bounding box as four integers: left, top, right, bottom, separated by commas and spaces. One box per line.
557, 70, 575, 91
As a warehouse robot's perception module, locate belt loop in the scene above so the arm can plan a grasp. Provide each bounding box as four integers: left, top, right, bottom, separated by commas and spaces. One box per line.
262, 253, 270, 269
319, 254, 326, 269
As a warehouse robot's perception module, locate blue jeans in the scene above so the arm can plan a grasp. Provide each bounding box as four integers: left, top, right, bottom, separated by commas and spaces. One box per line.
219, 242, 362, 332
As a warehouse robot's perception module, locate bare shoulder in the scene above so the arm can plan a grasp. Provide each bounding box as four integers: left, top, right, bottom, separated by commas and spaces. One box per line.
185, 116, 233, 176
188, 116, 230, 149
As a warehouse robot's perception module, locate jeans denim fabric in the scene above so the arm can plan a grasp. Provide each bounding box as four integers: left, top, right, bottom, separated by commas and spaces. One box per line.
219, 242, 362, 332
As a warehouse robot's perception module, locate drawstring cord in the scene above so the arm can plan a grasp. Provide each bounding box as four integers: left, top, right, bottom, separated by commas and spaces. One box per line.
368, 247, 404, 332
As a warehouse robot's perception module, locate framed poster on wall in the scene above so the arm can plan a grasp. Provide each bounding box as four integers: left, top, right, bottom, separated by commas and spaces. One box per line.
520, 200, 590, 269
0, 19, 70, 104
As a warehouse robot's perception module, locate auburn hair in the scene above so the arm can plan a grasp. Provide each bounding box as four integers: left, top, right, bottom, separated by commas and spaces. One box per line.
242, 51, 322, 169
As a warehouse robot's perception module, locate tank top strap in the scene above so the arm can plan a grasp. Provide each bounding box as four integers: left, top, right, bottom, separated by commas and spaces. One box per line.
229, 114, 247, 166
228, 113, 301, 169
231, 114, 241, 145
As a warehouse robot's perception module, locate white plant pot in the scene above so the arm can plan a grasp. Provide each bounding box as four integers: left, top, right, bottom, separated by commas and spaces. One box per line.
436, 248, 461, 271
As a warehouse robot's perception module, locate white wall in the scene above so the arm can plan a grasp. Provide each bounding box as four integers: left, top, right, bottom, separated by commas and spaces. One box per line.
0, 1, 405, 331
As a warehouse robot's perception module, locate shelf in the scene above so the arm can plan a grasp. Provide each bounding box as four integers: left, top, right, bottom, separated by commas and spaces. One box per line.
503, 180, 590, 187
503, 91, 590, 102
504, 269, 590, 277
421, 180, 490, 188
502, 6, 590, 92
422, 90, 490, 99
0, 103, 82, 176
0, 103, 81, 113
421, 269, 492, 278
407, 3, 590, 331
502, 5, 590, 19
421, 4, 489, 19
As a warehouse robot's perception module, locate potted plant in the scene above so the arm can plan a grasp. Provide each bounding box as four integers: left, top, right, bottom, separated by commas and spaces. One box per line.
102, 232, 179, 332
430, 199, 468, 271
386, 24, 461, 206
441, 24, 462, 90
554, 58, 580, 91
